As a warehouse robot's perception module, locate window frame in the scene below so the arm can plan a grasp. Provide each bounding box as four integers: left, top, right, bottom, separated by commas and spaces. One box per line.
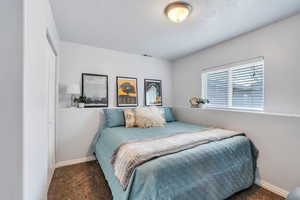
202, 60, 264, 111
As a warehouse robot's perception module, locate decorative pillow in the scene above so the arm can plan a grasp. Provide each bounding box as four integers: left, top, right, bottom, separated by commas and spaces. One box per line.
162, 107, 176, 122
135, 106, 166, 128
123, 109, 136, 128
103, 109, 125, 128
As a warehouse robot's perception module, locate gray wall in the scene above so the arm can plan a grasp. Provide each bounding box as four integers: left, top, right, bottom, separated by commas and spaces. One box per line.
57, 41, 173, 162
23, 0, 60, 199
172, 14, 300, 192
173, 14, 300, 114
0, 0, 23, 199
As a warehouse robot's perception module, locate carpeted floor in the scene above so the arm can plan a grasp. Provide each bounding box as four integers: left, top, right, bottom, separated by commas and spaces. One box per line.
48, 161, 284, 200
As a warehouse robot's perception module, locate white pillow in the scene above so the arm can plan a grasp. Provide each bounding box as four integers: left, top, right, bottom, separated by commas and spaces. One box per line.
135, 106, 166, 128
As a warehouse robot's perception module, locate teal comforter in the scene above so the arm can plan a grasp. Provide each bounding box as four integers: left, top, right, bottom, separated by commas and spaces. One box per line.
93, 121, 257, 200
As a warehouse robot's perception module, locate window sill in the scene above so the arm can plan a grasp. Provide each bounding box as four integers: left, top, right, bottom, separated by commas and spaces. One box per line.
178, 106, 300, 118
205, 106, 263, 112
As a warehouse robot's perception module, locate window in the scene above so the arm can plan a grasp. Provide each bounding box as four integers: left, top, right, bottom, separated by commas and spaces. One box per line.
202, 58, 264, 110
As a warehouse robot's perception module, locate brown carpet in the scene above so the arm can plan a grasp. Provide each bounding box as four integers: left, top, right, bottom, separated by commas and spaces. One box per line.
48, 161, 284, 200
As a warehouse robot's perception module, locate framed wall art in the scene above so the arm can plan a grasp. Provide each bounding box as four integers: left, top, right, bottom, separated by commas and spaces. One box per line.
144, 79, 162, 106
81, 73, 108, 107
116, 76, 138, 107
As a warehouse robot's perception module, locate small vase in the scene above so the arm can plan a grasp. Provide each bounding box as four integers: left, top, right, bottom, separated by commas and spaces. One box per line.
78, 103, 85, 108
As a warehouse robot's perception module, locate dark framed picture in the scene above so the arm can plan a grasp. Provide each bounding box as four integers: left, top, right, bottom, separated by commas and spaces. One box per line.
82, 73, 108, 107
116, 76, 138, 107
144, 79, 162, 106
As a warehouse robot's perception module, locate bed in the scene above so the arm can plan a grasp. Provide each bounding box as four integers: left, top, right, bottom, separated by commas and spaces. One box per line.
93, 121, 257, 200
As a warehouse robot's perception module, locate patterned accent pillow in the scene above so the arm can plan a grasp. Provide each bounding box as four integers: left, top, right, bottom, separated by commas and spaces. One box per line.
123, 109, 136, 128
135, 106, 166, 128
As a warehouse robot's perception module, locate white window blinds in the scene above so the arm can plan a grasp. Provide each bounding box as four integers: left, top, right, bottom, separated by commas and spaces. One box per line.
202, 58, 264, 110
206, 70, 229, 106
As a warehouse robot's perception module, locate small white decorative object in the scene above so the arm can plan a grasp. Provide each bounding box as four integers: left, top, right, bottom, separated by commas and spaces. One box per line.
78, 103, 85, 108
189, 97, 210, 108
189, 97, 200, 108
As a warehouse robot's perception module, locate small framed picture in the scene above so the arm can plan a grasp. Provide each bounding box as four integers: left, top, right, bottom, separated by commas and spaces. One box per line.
116, 76, 138, 107
82, 73, 108, 107
144, 79, 162, 106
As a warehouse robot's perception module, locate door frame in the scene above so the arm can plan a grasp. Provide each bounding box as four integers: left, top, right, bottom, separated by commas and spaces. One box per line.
46, 30, 58, 191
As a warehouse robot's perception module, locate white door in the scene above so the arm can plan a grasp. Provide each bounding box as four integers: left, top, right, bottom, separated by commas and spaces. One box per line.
46, 39, 56, 183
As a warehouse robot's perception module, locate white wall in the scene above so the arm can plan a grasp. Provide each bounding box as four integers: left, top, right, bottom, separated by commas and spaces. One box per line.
23, 0, 59, 199
172, 14, 300, 193
173, 14, 300, 114
0, 0, 23, 199
59, 41, 173, 107
56, 41, 173, 162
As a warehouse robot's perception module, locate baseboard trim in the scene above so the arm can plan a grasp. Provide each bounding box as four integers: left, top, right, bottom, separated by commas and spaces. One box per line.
47, 167, 55, 187
45, 167, 55, 200
55, 156, 96, 168
255, 178, 289, 198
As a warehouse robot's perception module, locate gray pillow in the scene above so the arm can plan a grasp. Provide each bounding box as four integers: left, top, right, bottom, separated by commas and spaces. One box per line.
162, 107, 176, 122
104, 109, 125, 128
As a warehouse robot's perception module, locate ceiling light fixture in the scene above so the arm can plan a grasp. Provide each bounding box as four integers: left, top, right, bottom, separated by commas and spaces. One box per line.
165, 1, 192, 23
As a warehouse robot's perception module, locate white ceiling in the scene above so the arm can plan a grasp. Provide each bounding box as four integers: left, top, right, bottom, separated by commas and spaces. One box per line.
50, 0, 300, 60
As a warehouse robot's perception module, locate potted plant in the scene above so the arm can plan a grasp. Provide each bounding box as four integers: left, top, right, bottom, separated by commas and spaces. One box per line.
75, 96, 87, 108
189, 97, 210, 108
